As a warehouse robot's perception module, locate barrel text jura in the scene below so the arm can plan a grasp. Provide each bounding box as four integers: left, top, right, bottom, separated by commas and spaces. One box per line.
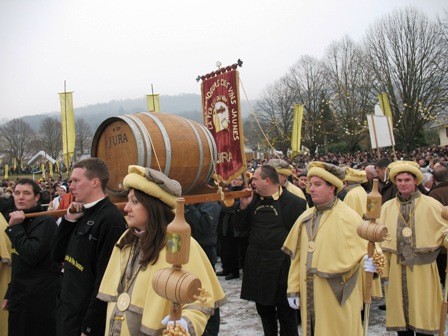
107, 133, 129, 148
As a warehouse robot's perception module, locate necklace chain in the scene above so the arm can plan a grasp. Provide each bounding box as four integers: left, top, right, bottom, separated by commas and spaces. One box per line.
396, 197, 420, 228
307, 199, 338, 242
122, 239, 142, 293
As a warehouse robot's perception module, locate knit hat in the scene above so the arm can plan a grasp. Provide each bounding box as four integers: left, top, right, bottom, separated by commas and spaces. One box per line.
307, 162, 346, 193
344, 167, 368, 184
266, 159, 293, 177
123, 165, 182, 209
388, 160, 423, 185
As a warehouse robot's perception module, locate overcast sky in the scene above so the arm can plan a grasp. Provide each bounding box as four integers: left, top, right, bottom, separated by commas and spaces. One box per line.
0, 0, 446, 119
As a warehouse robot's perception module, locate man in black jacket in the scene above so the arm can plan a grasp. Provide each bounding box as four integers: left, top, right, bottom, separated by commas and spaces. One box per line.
52, 158, 127, 336
235, 165, 307, 336
3, 178, 61, 336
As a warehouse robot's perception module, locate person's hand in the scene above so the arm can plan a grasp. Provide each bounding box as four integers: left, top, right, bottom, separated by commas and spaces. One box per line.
239, 188, 253, 210
1, 299, 8, 310
65, 202, 85, 221
161, 315, 189, 331
287, 296, 299, 309
8, 211, 25, 227
364, 255, 377, 273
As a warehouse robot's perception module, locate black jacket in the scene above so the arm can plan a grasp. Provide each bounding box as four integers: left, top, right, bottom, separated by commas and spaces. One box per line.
5, 205, 61, 336
52, 197, 127, 336
234, 187, 306, 305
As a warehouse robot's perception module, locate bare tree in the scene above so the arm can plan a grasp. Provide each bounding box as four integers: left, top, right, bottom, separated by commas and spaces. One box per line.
285, 55, 330, 155
324, 36, 376, 151
38, 117, 62, 159
255, 77, 297, 155
0, 118, 37, 171
363, 7, 448, 152
75, 118, 93, 157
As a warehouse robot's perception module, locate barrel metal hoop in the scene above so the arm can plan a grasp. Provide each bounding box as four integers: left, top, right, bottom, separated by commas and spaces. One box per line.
119, 115, 145, 167
127, 114, 152, 167
183, 119, 203, 194
141, 113, 171, 176
198, 124, 218, 182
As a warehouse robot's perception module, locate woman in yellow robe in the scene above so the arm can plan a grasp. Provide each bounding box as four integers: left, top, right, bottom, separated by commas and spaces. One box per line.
97, 166, 226, 336
0, 213, 11, 336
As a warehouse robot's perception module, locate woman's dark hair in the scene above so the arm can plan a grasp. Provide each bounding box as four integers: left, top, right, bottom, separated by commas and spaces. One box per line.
118, 188, 175, 266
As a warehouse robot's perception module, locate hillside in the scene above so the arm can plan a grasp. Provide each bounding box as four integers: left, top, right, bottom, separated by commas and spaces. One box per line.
15, 93, 254, 133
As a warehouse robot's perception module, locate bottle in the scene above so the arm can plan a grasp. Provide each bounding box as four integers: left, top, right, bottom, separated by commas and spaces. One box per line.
366, 179, 382, 220
165, 198, 191, 266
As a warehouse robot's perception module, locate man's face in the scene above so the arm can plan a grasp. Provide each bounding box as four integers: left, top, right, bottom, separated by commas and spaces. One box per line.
375, 167, 386, 182
14, 184, 40, 210
395, 172, 417, 197
69, 168, 96, 203
298, 176, 308, 189
308, 176, 335, 205
252, 168, 269, 197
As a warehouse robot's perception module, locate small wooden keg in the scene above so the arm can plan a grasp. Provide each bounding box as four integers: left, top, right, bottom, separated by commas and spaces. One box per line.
152, 267, 202, 304
357, 220, 388, 242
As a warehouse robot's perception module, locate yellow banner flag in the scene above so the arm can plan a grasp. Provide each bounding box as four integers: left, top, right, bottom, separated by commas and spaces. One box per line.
41, 163, 46, 179
49, 162, 53, 177
13, 158, 17, 171
146, 94, 160, 112
377, 92, 393, 123
291, 104, 304, 159
4, 164, 8, 180
59, 91, 76, 169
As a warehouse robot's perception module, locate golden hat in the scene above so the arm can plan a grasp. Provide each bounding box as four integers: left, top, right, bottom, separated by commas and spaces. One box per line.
123, 165, 182, 209
307, 162, 346, 193
388, 160, 423, 185
344, 167, 368, 183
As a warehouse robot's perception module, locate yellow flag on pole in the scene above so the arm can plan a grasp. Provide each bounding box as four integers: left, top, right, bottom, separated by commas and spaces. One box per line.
13, 158, 17, 171
4, 164, 8, 180
41, 163, 46, 179
59, 91, 76, 170
291, 104, 304, 158
49, 162, 53, 177
146, 94, 160, 112
377, 92, 393, 123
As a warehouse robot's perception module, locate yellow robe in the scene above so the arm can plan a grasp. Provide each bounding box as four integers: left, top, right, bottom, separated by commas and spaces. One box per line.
285, 181, 306, 201
343, 184, 382, 302
98, 231, 226, 336
283, 199, 366, 336
0, 214, 11, 336
380, 192, 447, 334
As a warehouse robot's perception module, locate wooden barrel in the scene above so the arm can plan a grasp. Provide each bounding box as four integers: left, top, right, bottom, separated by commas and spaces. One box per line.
91, 113, 217, 197
152, 267, 202, 304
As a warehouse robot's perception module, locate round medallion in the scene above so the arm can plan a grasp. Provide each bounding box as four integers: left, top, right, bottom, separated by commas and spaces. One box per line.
117, 292, 131, 312
308, 241, 316, 253
402, 227, 412, 238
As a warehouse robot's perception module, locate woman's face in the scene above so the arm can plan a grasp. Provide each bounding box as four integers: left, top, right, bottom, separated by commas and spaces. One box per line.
124, 189, 148, 231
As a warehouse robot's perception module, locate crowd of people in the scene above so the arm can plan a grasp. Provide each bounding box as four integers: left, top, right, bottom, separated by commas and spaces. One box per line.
0, 144, 447, 336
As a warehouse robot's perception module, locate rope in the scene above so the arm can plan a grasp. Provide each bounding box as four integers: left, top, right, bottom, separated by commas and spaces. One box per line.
238, 77, 281, 158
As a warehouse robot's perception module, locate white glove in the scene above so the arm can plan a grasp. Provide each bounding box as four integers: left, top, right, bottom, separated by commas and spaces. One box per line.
287, 296, 299, 309
364, 255, 377, 273
161, 315, 189, 331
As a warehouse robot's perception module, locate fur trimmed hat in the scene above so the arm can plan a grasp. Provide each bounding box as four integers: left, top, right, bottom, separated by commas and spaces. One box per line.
123, 165, 182, 209
307, 162, 346, 193
266, 159, 294, 177
388, 160, 423, 185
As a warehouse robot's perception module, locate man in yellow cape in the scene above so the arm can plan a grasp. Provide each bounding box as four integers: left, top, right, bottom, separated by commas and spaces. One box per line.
282, 162, 367, 336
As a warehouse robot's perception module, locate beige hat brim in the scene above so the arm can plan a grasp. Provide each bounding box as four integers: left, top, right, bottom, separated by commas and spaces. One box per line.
307, 166, 344, 193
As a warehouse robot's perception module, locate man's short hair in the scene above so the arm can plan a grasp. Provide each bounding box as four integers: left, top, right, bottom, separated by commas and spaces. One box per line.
15, 178, 41, 196
375, 158, 391, 169
259, 165, 280, 185
73, 158, 109, 191
432, 165, 448, 183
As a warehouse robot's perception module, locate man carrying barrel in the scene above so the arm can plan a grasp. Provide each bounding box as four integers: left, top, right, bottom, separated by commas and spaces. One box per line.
52, 158, 127, 336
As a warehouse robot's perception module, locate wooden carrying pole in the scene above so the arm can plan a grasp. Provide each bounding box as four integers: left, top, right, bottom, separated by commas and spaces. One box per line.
25, 189, 252, 219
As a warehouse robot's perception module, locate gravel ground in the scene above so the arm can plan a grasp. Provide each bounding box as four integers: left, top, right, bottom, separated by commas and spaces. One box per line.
215, 263, 398, 336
